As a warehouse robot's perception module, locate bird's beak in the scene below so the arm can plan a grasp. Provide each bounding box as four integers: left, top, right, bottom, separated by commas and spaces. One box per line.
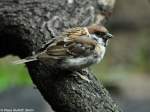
105, 32, 113, 39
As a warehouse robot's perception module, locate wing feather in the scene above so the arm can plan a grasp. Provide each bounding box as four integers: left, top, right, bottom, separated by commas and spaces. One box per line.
39, 27, 97, 59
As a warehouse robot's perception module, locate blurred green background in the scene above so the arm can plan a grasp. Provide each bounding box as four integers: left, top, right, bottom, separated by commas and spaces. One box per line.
0, 0, 150, 112
0, 56, 32, 92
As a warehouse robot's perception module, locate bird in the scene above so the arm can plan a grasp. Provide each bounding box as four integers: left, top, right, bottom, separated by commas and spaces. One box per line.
13, 25, 113, 71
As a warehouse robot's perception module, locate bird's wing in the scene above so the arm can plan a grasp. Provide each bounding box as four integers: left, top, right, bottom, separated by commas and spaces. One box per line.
38, 27, 97, 59
62, 27, 88, 38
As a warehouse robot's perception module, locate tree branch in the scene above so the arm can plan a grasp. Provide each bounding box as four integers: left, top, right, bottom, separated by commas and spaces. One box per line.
0, 0, 122, 112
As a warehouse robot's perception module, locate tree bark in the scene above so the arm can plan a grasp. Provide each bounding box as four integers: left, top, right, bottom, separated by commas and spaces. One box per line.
0, 0, 122, 112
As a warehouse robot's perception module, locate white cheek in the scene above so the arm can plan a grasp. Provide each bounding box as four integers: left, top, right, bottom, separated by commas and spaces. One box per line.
97, 38, 104, 45
90, 34, 105, 46
98, 38, 102, 42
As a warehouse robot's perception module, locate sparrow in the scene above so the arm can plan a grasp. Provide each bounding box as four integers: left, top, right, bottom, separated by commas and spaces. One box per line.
14, 25, 113, 71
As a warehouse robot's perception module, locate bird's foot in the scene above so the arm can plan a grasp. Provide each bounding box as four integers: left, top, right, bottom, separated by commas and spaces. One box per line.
74, 71, 90, 82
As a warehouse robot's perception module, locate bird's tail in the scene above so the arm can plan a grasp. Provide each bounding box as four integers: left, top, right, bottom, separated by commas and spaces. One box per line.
13, 55, 37, 64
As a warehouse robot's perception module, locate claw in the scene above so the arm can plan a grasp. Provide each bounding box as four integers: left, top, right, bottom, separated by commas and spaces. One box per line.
75, 72, 90, 82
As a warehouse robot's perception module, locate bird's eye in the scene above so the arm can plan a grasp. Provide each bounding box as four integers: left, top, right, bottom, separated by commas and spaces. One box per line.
95, 32, 106, 38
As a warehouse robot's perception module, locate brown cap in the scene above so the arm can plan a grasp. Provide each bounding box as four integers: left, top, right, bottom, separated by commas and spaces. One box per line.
87, 25, 108, 34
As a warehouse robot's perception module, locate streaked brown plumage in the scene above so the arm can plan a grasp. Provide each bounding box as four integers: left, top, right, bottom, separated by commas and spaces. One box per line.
13, 25, 112, 70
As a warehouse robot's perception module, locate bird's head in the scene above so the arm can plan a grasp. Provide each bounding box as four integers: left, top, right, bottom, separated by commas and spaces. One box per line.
87, 25, 113, 47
